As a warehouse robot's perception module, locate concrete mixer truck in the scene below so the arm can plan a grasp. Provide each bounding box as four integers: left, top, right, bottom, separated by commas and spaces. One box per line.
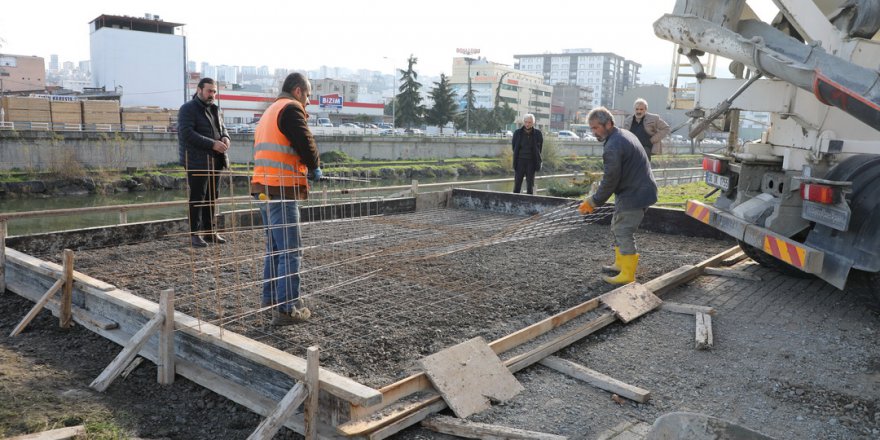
653, 0, 880, 294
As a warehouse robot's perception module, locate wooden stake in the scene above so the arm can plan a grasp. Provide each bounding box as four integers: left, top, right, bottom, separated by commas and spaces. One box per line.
60, 249, 74, 328
246, 383, 307, 440
9, 278, 64, 337
158, 289, 176, 385
90, 307, 165, 392
661, 301, 716, 316
695, 313, 714, 350
304, 346, 320, 440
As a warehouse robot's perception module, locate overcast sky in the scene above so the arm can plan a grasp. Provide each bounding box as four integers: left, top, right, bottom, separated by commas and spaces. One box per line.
1, 0, 779, 84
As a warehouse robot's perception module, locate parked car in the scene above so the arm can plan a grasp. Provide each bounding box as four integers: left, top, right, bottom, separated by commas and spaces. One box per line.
582, 133, 598, 141
557, 130, 580, 140
377, 123, 394, 130
338, 123, 360, 129
316, 118, 333, 127
404, 128, 423, 135
499, 130, 513, 138
362, 123, 379, 129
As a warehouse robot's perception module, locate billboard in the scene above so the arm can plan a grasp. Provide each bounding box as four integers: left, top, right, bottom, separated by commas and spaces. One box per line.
319, 93, 344, 109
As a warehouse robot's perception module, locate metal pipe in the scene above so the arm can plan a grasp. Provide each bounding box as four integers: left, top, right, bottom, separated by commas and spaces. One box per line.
654, 14, 880, 131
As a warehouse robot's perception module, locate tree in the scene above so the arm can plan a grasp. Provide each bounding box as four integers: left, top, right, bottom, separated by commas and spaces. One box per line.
494, 102, 517, 132
395, 55, 424, 129
425, 74, 457, 134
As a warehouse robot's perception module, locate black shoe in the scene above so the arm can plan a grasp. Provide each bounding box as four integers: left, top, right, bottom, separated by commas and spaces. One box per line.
205, 234, 226, 244
191, 235, 208, 248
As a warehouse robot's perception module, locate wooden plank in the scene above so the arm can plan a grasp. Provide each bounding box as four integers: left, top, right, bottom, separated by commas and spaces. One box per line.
157, 289, 175, 385
490, 297, 600, 354
338, 395, 443, 436
538, 356, 650, 403
419, 337, 523, 418
6, 425, 86, 440
121, 356, 145, 379
643, 246, 742, 297
720, 251, 747, 266
305, 346, 320, 440
90, 310, 164, 392
247, 383, 307, 440
9, 248, 381, 407
9, 278, 64, 337
599, 283, 662, 323
60, 249, 73, 328
367, 400, 447, 440
695, 313, 714, 350
661, 301, 716, 316
38, 261, 116, 291
353, 297, 601, 419
506, 313, 618, 374
704, 266, 762, 281
422, 415, 568, 440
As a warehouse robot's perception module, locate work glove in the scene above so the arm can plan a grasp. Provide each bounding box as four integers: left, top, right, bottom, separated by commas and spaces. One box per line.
578, 196, 596, 215
307, 168, 323, 182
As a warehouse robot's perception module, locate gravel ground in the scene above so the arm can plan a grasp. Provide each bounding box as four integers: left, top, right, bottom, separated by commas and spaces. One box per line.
3, 207, 877, 439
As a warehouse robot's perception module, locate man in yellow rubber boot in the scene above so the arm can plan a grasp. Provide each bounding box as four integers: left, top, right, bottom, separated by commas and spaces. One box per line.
578, 107, 657, 285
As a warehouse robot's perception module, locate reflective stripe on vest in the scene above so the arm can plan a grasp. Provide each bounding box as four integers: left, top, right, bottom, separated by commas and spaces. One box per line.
251, 98, 308, 188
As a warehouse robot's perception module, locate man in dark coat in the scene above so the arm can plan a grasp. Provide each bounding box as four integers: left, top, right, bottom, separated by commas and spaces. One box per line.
511, 113, 543, 194
177, 78, 230, 247
579, 107, 657, 285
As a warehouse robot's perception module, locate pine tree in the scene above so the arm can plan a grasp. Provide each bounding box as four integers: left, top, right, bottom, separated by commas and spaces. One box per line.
395, 55, 424, 129
425, 74, 458, 134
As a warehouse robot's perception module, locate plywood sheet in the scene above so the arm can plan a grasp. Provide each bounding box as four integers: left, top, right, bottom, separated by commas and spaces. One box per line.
419, 337, 523, 418
599, 282, 661, 323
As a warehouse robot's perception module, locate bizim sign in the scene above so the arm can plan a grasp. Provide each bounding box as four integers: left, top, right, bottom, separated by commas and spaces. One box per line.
319, 94, 343, 109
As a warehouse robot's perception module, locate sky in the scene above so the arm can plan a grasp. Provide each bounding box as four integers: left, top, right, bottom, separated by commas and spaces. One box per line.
0, 0, 780, 84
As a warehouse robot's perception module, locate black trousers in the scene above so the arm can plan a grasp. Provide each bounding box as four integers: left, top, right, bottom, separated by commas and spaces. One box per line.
513, 158, 536, 194
186, 158, 223, 234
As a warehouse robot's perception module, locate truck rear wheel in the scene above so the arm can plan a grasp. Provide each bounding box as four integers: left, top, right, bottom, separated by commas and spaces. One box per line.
737, 240, 813, 278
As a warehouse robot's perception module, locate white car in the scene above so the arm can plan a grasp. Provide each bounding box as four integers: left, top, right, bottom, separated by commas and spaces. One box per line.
557, 130, 580, 140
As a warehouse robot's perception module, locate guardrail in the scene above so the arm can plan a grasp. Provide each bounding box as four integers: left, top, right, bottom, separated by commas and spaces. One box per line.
0, 168, 704, 230
0, 121, 170, 133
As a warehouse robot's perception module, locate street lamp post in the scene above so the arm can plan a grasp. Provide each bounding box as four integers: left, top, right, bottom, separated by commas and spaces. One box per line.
464, 57, 475, 133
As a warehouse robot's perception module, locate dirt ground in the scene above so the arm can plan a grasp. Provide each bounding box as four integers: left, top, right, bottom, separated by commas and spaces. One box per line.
2, 207, 878, 439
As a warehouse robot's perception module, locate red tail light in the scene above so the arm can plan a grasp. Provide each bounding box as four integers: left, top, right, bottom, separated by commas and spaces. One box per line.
702, 157, 725, 174
800, 183, 837, 204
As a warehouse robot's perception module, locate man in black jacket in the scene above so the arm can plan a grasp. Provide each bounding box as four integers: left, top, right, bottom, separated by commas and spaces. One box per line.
178, 78, 230, 247
511, 114, 543, 194
579, 107, 657, 285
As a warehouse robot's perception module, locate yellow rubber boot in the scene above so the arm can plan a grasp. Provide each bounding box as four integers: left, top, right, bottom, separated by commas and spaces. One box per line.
603, 253, 639, 285
601, 247, 622, 274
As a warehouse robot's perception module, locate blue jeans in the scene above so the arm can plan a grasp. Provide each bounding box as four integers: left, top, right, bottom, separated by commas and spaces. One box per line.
257, 196, 302, 313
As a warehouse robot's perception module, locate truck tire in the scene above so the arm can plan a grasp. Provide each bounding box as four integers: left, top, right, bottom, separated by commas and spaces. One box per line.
737, 240, 813, 278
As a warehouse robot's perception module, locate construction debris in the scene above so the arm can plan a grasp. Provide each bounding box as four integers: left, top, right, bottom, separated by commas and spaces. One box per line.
695, 313, 714, 350
539, 356, 650, 403
422, 415, 567, 440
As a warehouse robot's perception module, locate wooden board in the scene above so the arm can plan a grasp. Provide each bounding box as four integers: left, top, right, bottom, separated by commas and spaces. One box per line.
661, 301, 716, 316
6, 425, 85, 440
422, 415, 567, 440
539, 356, 650, 403
704, 266, 762, 281
419, 337, 523, 418
599, 283, 662, 323
695, 313, 714, 350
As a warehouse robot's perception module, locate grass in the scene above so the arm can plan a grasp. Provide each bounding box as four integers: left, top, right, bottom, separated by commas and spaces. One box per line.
657, 181, 719, 206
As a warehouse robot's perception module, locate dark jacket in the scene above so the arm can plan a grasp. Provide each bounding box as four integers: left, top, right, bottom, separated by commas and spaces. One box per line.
511, 127, 543, 169
592, 127, 657, 211
177, 94, 229, 170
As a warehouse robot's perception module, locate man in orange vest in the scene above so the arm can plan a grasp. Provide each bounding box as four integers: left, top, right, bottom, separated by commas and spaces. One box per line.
252, 72, 322, 326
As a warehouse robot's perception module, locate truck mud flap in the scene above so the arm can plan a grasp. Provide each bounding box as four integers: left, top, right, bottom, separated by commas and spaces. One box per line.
686, 200, 825, 275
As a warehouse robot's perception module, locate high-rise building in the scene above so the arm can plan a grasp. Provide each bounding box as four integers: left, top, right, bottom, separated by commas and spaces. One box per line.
78, 60, 91, 75
187, 60, 197, 73
514, 48, 641, 110
449, 57, 553, 129
49, 54, 59, 72
89, 14, 186, 108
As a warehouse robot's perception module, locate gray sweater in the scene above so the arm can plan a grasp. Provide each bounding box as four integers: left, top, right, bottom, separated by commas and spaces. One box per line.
592, 127, 658, 210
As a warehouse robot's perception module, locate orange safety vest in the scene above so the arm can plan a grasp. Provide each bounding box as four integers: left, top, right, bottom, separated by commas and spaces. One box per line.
251, 98, 308, 190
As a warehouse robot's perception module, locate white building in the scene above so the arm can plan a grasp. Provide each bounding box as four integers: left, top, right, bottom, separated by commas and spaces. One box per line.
514, 48, 641, 110
89, 14, 186, 108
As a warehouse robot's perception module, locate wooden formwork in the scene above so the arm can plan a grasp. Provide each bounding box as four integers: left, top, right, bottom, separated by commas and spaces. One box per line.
1, 190, 736, 438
